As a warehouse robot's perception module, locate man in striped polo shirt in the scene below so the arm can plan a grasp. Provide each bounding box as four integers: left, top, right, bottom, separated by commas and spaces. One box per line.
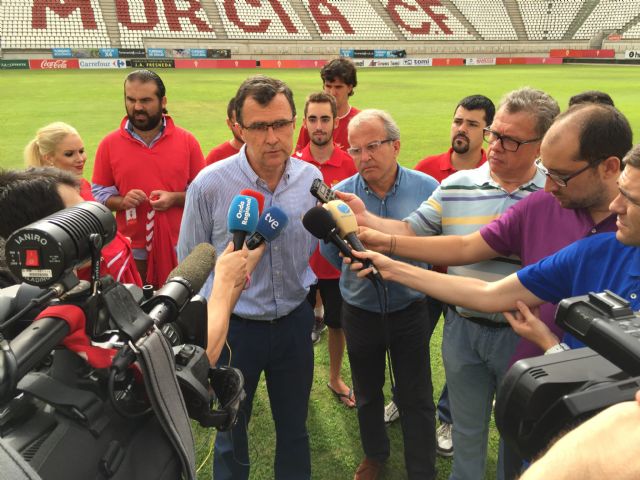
338, 87, 559, 480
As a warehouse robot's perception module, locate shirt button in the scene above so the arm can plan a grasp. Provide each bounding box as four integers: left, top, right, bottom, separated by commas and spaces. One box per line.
273, 246, 279, 251
591, 228, 597, 234
631, 293, 637, 300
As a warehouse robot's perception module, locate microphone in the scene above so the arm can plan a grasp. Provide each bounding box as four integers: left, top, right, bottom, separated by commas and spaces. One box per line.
5, 201, 116, 288
227, 195, 259, 251
240, 189, 265, 215
324, 200, 368, 252
302, 207, 355, 261
142, 243, 217, 328
246, 207, 289, 250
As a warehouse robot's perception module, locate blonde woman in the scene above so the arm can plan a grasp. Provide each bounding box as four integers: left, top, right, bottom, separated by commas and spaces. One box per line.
24, 122, 93, 199
24, 122, 142, 286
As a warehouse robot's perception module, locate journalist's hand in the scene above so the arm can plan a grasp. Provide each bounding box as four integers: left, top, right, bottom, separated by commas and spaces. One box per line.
215, 242, 248, 288
358, 226, 392, 253
503, 301, 559, 351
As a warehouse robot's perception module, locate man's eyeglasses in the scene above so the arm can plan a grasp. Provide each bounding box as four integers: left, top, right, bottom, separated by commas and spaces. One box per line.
535, 158, 593, 187
483, 127, 541, 152
347, 138, 394, 158
239, 119, 294, 133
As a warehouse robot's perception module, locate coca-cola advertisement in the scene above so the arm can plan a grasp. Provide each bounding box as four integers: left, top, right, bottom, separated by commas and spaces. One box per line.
29, 59, 79, 70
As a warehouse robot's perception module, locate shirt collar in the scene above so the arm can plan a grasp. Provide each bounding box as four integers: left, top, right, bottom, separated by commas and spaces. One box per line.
629, 245, 640, 277
478, 162, 546, 191
238, 144, 292, 190
357, 164, 403, 199
124, 116, 166, 147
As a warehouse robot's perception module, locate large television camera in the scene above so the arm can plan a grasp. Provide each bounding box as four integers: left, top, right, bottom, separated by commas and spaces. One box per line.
495, 290, 640, 460
0, 202, 245, 480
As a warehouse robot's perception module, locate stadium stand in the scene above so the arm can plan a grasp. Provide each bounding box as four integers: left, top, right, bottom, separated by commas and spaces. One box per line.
117, 0, 216, 48
214, 0, 311, 40
380, 0, 474, 40
1, 0, 111, 49
303, 0, 394, 40
451, 0, 518, 40
518, 0, 584, 41
574, 0, 640, 39
1, 0, 640, 55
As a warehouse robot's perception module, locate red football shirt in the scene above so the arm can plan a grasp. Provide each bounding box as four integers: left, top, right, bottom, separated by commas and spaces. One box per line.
295, 106, 360, 155
295, 144, 357, 279
413, 147, 487, 184
205, 140, 240, 165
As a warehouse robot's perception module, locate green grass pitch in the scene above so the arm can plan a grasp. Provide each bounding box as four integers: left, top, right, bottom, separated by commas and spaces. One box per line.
1, 64, 639, 479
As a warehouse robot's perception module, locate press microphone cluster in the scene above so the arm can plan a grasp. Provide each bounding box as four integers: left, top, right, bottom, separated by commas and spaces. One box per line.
303, 200, 381, 282
226, 191, 289, 250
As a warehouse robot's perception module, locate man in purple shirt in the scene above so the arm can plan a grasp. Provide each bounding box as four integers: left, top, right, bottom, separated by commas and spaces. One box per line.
358, 102, 632, 478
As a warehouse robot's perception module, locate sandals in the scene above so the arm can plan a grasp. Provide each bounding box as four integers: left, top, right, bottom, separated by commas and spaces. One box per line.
327, 383, 356, 408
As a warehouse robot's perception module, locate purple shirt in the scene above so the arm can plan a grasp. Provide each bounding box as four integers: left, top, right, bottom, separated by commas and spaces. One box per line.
479, 189, 616, 364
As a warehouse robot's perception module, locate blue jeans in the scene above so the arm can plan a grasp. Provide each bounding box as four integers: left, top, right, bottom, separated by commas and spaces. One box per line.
213, 301, 314, 480
442, 309, 519, 480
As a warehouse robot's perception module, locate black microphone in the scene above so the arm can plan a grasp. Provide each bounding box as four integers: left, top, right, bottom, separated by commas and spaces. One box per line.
142, 243, 217, 329
303, 207, 355, 261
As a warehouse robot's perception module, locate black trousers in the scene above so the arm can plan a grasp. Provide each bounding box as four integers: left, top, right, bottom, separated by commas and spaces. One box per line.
342, 300, 436, 480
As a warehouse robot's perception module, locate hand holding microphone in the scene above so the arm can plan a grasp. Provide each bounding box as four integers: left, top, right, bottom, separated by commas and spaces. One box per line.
246, 206, 289, 250
323, 200, 381, 280
227, 194, 259, 251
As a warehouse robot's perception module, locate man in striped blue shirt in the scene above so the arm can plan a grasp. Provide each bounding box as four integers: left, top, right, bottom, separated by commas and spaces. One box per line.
177, 76, 321, 480
339, 88, 559, 480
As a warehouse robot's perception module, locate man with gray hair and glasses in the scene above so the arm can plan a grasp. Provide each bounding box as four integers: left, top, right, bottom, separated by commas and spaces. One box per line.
321, 109, 439, 479
338, 87, 559, 480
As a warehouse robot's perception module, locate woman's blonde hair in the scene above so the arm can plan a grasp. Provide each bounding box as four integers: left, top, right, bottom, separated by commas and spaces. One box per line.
24, 122, 79, 167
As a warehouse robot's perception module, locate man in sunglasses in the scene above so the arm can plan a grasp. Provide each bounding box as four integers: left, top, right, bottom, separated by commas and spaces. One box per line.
178, 75, 321, 480
337, 87, 559, 480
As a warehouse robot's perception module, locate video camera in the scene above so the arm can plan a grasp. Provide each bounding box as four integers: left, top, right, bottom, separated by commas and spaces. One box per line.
496, 290, 640, 460
0, 202, 245, 480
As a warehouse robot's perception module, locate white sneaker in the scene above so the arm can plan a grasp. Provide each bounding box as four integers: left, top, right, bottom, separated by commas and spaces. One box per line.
383, 400, 399, 424
436, 422, 454, 457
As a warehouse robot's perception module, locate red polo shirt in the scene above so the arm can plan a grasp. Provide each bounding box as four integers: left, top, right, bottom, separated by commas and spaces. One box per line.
205, 140, 241, 165
295, 143, 357, 279
295, 106, 360, 155
413, 148, 487, 184
92, 116, 204, 250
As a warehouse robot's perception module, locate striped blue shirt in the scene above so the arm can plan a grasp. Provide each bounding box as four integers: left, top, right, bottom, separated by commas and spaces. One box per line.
177, 145, 322, 321
405, 162, 546, 322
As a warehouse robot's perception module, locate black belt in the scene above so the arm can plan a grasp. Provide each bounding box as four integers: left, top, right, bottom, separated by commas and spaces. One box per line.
461, 315, 510, 329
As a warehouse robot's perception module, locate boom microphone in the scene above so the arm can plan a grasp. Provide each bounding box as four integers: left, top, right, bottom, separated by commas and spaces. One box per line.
227, 195, 259, 251
142, 243, 217, 328
246, 207, 289, 250
4, 202, 116, 288
240, 189, 265, 215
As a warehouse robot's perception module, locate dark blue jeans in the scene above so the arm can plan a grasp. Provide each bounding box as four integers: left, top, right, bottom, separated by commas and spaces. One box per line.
213, 301, 314, 480
342, 299, 436, 480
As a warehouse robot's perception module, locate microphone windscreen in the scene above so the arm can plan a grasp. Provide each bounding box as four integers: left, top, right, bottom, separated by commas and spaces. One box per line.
240, 189, 265, 214
255, 206, 289, 242
169, 243, 216, 293
325, 200, 358, 238
302, 206, 336, 240
227, 195, 259, 234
